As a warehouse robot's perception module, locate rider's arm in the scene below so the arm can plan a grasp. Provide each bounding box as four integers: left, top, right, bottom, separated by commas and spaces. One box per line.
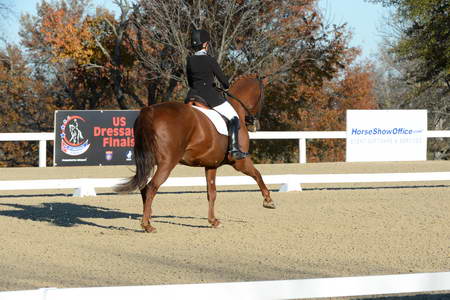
209, 56, 229, 89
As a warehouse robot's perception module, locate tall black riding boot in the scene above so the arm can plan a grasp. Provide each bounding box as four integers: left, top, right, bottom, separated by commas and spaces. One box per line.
228, 117, 249, 160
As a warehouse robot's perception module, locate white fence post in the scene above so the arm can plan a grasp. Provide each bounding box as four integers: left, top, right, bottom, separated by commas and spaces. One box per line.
39, 140, 47, 168
299, 138, 306, 163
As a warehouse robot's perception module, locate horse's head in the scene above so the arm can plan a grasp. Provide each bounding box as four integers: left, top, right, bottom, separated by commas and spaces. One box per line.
227, 74, 266, 132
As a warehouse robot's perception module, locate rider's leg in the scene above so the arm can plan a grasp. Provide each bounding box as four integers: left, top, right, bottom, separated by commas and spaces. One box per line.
212, 101, 248, 160
228, 117, 249, 160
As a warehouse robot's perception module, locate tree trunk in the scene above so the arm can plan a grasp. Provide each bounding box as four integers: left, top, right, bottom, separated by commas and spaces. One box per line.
147, 79, 158, 106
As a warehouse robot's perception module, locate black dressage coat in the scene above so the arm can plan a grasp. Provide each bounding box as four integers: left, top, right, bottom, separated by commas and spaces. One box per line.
185, 54, 229, 107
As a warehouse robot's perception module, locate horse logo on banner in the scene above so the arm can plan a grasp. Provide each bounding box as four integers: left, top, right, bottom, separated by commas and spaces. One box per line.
60, 115, 90, 156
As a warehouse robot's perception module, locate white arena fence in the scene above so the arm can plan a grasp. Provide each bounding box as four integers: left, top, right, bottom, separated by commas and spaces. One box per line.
1, 130, 449, 167
1, 130, 449, 196
0, 132, 54, 168
1, 271, 449, 300
0, 172, 450, 197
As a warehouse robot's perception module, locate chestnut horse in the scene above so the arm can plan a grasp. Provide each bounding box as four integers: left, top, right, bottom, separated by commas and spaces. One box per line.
115, 74, 275, 233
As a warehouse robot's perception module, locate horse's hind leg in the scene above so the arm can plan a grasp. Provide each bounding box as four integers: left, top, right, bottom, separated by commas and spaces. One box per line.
205, 167, 221, 228
232, 159, 276, 209
140, 162, 176, 233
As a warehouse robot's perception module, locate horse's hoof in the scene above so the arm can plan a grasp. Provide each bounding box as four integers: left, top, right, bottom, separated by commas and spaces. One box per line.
210, 219, 221, 228
263, 200, 276, 209
141, 224, 157, 233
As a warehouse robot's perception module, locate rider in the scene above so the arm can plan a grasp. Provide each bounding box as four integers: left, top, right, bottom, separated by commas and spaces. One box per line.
185, 29, 248, 160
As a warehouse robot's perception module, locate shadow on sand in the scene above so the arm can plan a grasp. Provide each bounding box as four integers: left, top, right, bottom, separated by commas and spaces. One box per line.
0, 202, 214, 231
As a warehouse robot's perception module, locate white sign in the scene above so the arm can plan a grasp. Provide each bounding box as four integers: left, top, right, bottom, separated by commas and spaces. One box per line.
346, 110, 427, 162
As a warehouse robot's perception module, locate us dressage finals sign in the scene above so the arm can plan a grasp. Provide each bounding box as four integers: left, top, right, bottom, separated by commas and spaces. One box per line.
54, 110, 139, 166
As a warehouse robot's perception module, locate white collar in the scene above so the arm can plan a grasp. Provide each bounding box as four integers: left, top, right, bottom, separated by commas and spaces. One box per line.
194, 49, 208, 56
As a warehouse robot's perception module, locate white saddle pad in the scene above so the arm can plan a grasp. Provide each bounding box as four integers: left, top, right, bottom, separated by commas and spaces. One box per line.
192, 105, 228, 136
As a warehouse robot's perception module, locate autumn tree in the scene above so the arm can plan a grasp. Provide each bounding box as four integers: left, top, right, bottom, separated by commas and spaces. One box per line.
20, 0, 142, 109
129, 0, 349, 105
129, 0, 376, 162
1, 0, 379, 165
0, 45, 56, 166
254, 49, 377, 163
82, 0, 144, 108
20, 0, 96, 109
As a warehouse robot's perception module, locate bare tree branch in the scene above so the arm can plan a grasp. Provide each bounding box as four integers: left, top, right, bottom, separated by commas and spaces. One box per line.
127, 0, 343, 104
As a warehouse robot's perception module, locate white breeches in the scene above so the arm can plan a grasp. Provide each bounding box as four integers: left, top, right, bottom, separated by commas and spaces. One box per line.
213, 101, 239, 120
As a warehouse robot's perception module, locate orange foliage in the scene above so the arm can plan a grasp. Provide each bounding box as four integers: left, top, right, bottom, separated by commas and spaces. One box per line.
40, 6, 95, 65
20, 0, 140, 109
3, 0, 380, 165
257, 62, 378, 163
0, 45, 57, 166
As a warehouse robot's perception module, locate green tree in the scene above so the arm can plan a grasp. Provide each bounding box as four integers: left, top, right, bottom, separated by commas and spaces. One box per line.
373, 41, 450, 159
369, 0, 450, 91
368, 0, 450, 159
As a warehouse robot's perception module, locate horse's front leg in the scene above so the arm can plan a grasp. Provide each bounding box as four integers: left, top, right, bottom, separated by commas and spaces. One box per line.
205, 167, 221, 228
233, 159, 276, 209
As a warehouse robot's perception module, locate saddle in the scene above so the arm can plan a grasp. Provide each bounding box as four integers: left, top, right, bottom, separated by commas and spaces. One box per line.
185, 95, 210, 109
185, 97, 228, 136
186, 95, 258, 132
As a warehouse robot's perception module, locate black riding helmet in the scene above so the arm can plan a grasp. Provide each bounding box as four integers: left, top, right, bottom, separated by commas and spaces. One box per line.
191, 29, 210, 48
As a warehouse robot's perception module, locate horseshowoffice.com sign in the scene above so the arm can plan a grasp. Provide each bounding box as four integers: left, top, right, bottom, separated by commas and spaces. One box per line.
54, 110, 139, 166
346, 109, 427, 162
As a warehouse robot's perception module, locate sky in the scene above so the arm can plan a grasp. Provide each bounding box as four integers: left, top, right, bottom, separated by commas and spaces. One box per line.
1, 0, 392, 60
318, 0, 392, 60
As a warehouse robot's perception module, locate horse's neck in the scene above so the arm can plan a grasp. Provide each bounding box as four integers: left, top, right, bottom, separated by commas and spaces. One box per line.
228, 76, 261, 117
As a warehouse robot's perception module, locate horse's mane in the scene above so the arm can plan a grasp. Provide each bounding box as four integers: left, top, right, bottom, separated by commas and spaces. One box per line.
230, 73, 259, 87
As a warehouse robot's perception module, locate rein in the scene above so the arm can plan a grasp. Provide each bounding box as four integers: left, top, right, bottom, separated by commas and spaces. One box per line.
217, 87, 259, 126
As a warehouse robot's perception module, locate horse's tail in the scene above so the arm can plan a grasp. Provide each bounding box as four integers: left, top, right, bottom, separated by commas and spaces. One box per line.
115, 109, 156, 193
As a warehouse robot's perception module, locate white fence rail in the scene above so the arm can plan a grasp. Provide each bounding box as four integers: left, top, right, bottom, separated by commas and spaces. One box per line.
0, 131, 449, 167
0, 132, 54, 167
1, 172, 449, 197
1, 272, 449, 300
